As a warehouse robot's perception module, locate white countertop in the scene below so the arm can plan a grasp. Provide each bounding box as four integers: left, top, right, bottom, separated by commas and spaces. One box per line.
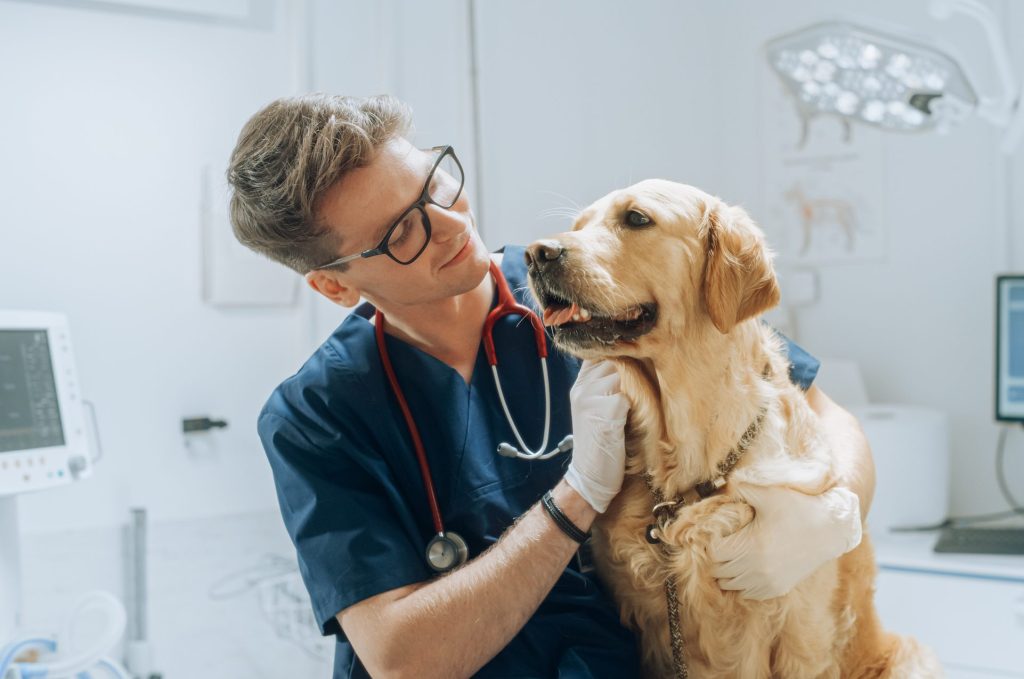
872, 531, 1024, 583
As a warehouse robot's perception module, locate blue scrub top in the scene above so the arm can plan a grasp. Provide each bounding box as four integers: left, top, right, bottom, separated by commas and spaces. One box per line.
258, 245, 820, 678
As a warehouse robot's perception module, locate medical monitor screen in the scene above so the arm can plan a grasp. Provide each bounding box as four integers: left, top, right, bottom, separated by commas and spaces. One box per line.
996, 276, 1024, 422
0, 329, 65, 453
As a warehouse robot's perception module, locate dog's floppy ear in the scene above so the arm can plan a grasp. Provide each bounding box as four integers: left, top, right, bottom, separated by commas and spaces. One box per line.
700, 202, 780, 334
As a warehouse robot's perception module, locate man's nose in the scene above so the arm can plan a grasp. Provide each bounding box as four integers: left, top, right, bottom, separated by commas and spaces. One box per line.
524, 240, 565, 271
426, 203, 465, 242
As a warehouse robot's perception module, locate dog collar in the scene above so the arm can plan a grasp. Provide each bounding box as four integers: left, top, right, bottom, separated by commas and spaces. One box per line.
644, 364, 772, 545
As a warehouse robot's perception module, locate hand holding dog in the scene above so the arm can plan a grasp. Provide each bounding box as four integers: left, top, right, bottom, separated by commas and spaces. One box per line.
564, 360, 630, 513
708, 485, 863, 600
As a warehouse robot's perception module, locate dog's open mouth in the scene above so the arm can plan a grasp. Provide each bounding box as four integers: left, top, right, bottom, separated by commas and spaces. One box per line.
535, 287, 658, 347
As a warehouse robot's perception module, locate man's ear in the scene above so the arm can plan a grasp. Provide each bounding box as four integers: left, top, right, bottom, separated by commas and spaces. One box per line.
700, 202, 780, 334
305, 270, 361, 307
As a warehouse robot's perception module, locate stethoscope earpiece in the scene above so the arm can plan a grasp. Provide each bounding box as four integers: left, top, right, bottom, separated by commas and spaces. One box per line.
496, 443, 520, 458
497, 434, 574, 461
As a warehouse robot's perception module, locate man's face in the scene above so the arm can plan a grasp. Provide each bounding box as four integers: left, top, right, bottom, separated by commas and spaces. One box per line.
310, 137, 490, 309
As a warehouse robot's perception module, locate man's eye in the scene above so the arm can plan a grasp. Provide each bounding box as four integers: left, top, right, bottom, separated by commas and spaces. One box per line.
625, 210, 652, 228
387, 219, 412, 248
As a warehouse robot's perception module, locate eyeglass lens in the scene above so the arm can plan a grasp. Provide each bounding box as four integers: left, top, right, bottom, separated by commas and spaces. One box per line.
385, 151, 464, 264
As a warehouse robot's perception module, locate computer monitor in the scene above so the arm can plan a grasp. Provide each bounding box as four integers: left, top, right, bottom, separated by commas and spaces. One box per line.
996, 276, 1024, 423
0, 311, 91, 497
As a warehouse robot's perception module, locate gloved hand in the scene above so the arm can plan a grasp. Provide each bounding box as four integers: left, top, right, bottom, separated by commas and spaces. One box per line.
563, 360, 630, 513
708, 484, 862, 600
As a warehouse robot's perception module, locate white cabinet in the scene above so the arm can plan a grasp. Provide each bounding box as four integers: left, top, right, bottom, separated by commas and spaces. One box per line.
873, 534, 1024, 677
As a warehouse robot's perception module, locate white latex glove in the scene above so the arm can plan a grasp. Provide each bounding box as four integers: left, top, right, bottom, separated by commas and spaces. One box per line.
708, 484, 863, 600
563, 360, 630, 513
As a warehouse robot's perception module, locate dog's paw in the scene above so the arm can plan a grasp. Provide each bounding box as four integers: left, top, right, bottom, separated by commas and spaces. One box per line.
662, 495, 754, 546
700, 496, 755, 541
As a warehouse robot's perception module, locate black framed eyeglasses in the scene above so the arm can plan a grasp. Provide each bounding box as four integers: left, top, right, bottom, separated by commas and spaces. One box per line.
314, 145, 465, 270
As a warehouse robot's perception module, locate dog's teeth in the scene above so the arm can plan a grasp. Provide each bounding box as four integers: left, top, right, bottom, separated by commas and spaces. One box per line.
580, 308, 591, 320
572, 313, 580, 321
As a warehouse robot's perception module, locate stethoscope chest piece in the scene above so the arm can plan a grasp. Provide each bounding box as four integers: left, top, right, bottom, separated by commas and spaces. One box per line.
426, 531, 469, 572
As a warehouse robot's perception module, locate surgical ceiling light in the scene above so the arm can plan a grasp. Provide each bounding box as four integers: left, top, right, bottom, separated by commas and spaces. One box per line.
766, 0, 1024, 153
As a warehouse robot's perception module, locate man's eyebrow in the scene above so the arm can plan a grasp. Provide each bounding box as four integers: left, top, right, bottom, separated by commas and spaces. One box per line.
362, 209, 401, 247
370, 196, 418, 245
370, 217, 393, 244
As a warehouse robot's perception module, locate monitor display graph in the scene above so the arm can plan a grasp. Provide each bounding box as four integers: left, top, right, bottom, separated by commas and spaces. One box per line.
0, 329, 66, 453
996, 276, 1024, 422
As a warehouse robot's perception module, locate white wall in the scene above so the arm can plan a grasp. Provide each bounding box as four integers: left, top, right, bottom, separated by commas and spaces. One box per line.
473, 0, 722, 249
1013, 2, 1024, 271
703, 0, 1024, 515
0, 0, 312, 533
20, 512, 333, 677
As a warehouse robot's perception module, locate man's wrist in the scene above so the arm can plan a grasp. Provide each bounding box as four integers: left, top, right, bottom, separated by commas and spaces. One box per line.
551, 478, 598, 532
541, 491, 590, 543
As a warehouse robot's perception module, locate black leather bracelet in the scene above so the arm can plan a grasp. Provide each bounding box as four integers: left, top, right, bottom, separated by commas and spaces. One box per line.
541, 490, 591, 544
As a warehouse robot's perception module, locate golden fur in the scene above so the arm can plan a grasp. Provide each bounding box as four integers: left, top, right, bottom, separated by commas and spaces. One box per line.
529, 180, 940, 678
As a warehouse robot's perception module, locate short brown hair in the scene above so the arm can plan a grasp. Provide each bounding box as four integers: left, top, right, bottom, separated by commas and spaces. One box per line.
226, 93, 412, 274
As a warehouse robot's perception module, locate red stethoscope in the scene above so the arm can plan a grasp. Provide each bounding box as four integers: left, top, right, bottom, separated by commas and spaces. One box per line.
374, 261, 574, 572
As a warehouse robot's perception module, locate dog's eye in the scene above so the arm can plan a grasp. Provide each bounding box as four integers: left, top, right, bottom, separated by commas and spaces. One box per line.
625, 210, 652, 228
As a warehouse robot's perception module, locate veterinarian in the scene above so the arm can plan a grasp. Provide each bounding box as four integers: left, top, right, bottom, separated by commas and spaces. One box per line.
228, 94, 875, 679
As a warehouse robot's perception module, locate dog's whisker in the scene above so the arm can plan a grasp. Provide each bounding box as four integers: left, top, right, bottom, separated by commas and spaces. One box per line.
538, 190, 583, 213
538, 209, 582, 224
539, 207, 581, 217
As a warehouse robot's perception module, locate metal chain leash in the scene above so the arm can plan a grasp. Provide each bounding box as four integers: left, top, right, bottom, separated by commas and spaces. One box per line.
665, 576, 688, 679
644, 473, 689, 679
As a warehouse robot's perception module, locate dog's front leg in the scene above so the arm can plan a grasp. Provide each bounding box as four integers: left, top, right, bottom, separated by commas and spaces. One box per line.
656, 495, 778, 679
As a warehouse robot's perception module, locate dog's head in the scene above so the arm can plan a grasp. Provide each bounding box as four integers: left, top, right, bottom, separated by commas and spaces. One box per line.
526, 179, 780, 360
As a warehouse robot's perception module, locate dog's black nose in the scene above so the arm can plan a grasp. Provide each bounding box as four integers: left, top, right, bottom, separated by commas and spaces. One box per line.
525, 240, 565, 270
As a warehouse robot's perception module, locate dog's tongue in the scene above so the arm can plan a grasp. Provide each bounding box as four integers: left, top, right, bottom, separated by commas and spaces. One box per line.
543, 303, 588, 327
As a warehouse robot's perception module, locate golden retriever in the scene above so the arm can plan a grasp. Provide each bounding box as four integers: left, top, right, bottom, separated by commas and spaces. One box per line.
525, 180, 940, 678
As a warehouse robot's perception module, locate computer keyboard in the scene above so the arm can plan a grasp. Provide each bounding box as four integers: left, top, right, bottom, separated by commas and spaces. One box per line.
933, 527, 1024, 555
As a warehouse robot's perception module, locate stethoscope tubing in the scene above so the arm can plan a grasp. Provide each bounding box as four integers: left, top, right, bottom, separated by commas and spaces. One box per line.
374, 311, 445, 536
490, 359, 551, 457
374, 260, 571, 565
